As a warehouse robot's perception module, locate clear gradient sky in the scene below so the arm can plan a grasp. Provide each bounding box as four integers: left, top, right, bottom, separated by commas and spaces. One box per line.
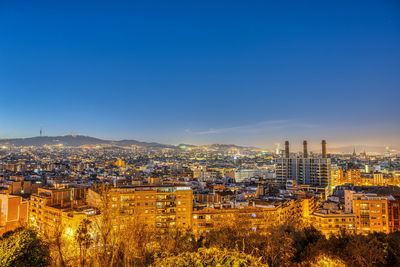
1, 0, 399, 149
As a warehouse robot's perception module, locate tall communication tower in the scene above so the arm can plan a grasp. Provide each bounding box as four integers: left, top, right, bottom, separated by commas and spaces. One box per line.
40, 128, 42, 137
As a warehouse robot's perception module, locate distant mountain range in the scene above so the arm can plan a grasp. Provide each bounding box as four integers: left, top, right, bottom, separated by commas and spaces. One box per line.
0, 135, 174, 148
0, 135, 395, 154
0, 135, 252, 150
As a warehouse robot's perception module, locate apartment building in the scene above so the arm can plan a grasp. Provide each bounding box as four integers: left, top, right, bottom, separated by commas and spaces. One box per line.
88, 185, 193, 228
192, 198, 307, 234
29, 186, 89, 234
352, 193, 390, 234
0, 194, 28, 235
310, 211, 356, 236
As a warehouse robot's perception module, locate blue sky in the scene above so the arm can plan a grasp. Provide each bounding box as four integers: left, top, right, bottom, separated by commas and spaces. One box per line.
1, 0, 399, 149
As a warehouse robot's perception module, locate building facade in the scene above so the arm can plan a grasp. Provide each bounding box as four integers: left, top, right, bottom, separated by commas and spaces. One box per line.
276, 140, 331, 188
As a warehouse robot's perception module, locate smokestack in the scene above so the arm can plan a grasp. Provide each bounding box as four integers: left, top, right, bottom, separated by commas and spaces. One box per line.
303, 140, 308, 158
322, 140, 327, 158
285, 141, 290, 158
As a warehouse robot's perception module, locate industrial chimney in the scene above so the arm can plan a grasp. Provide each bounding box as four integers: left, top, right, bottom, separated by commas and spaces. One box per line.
322, 140, 327, 158
285, 141, 290, 158
303, 140, 308, 158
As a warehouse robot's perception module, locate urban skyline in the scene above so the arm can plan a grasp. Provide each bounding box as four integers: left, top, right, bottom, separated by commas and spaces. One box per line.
1, 1, 400, 147
1, 1, 400, 266
0, 133, 398, 154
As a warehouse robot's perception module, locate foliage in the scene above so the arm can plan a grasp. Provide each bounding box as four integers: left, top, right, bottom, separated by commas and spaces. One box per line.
152, 247, 267, 267
8, 189, 400, 267
308, 254, 346, 267
261, 224, 296, 267
0, 228, 50, 267
317, 230, 387, 267
75, 219, 93, 267
3, 221, 400, 267
42, 219, 68, 267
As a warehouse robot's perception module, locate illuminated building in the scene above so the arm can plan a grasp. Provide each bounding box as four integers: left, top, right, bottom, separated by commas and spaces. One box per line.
114, 159, 125, 167
0, 194, 28, 235
234, 169, 267, 182
192, 207, 267, 234
88, 185, 193, 228
330, 168, 344, 187
194, 191, 235, 207
29, 187, 89, 234
310, 211, 356, 236
345, 169, 361, 185
388, 195, 400, 232
352, 193, 390, 234
343, 170, 394, 187
276, 140, 331, 188
192, 169, 219, 181
192, 198, 308, 234
0, 178, 40, 195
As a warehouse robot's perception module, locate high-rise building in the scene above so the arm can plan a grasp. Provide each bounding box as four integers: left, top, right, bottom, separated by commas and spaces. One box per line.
276, 140, 331, 188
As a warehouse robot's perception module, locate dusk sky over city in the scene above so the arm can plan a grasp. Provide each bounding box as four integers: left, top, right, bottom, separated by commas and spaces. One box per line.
2, 3, 400, 264
1, 0, 399, 149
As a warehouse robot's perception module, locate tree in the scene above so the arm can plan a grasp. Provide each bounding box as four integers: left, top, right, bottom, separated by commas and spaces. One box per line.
317, 230, 387, 267
90, 186, 158, 266
292, 226, 326, 263
0, 228, 50, 267
261, 224, 296, 267
203, 213, 261, 252
75, 219, 93, 267
158, 226, 199, 256
346, 234, 386, 267
42, 219, 67, 267
385, 231, 400, 266
152, 247, 266, 267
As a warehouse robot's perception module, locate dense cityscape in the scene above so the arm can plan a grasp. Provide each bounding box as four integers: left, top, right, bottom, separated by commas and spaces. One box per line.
0, 136, 400, 266
2, 0, 400, 266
